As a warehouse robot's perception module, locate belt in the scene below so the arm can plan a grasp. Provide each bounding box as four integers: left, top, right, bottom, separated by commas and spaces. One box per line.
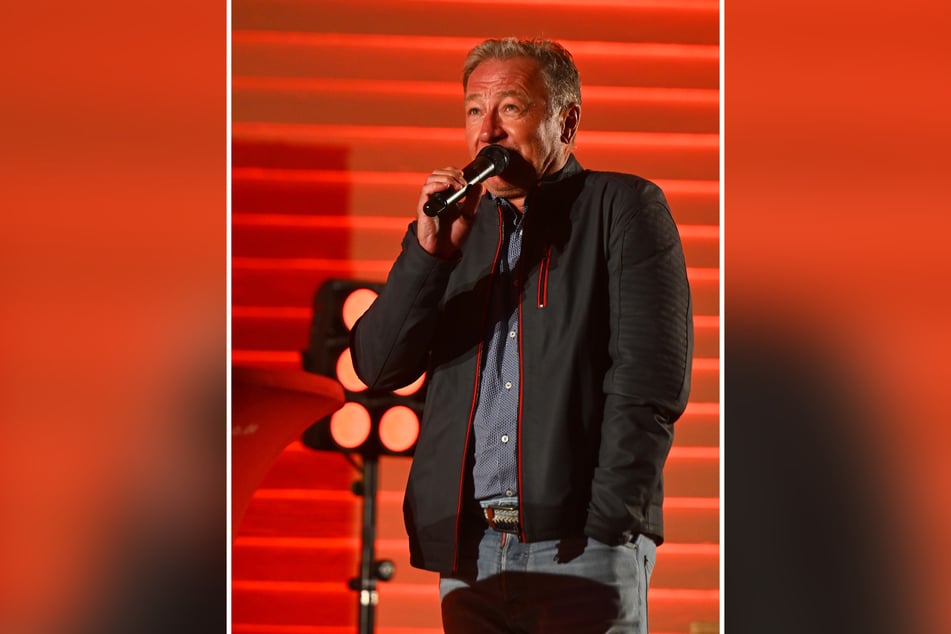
483, 505, 520, 534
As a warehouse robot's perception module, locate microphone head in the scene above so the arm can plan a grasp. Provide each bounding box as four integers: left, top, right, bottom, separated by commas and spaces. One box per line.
477, 144, 511, 175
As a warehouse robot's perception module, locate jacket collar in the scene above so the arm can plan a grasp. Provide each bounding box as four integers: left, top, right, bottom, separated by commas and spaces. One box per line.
537, 153, 584, 188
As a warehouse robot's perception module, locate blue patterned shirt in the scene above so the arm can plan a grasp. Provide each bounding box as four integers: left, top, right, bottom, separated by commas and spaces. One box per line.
472, 198, 524, 500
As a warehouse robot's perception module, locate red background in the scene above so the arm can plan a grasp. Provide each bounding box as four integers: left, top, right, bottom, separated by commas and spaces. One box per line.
1, 0, 949, 632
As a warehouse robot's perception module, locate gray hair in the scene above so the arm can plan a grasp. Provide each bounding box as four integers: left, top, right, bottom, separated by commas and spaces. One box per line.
462, 37, 582, 114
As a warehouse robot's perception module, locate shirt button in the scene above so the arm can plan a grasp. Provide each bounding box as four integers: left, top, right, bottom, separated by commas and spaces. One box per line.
501, 434, 509, 443
509, 330, 516, 338
504, 381, 513, 390
506, 489, 514, 496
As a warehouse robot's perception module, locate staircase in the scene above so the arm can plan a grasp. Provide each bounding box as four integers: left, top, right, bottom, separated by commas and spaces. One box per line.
232, 1, 720, 632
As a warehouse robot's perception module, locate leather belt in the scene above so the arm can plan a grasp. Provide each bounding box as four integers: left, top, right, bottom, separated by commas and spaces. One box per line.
483, 505, 520, 534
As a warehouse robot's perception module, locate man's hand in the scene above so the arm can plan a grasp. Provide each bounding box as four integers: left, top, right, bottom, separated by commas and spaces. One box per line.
416, 167, 484, 260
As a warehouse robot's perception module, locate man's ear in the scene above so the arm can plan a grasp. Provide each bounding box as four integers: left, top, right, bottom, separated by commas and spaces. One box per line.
561, 104, 581, 145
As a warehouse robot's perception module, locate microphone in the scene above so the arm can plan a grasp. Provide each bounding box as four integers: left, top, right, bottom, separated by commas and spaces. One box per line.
423, 144, 511, 217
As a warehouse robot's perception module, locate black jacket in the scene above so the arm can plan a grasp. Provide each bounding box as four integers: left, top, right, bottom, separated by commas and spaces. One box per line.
351, 155, 693, 575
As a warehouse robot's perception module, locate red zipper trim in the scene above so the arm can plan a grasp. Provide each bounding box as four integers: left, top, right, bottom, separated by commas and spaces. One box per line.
450, 202, 506, 574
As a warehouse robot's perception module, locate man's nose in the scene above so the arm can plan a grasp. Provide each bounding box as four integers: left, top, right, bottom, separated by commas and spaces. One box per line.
479, 110, 505, 142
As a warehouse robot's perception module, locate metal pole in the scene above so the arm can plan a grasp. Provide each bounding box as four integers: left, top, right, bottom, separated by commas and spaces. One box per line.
356, 454, 378, 634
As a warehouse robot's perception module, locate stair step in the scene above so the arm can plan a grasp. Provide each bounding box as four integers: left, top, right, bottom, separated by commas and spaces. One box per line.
233, 32, 719, 90
233, 77, 718, 135
676, 401, 720, 446
232, 305, 719, 367
238, 482, 720, 544
232, 123, 719, 182
231, 169, 719, 226
239, 447, 719, 542
253, 444, 721, 494
231, 214, 718, 267
237, 487, 718, 546
234, 536, 718, 589
231, 349, 719, 402
232, 0, 719, 46
232, 580, 717, 631
231, 263, 718, 315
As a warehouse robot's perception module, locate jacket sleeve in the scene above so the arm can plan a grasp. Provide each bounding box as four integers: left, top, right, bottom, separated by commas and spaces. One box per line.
350, 224, 458, 391
584, 182, 694, 545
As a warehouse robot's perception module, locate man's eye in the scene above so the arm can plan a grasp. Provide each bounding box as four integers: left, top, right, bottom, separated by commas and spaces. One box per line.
502, 104, 521, 113
467, 107, 482, 116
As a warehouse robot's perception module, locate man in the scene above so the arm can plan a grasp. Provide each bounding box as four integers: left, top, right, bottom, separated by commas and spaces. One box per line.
351, 37, 693, 633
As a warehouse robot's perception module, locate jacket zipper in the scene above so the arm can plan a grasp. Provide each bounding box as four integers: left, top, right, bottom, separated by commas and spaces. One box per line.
537, 245, 552, 308
450, 202, 506, 574
516, 274, 527, 541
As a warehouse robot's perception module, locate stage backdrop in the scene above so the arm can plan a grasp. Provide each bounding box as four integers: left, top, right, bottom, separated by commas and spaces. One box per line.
231, 1, 720, 632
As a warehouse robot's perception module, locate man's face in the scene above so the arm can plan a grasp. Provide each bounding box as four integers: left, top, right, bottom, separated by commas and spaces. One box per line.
464, 56, 573, 201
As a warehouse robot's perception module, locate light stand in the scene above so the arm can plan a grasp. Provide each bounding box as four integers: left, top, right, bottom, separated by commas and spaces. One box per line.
346, 451, 394, 634
301, 278, 425, 633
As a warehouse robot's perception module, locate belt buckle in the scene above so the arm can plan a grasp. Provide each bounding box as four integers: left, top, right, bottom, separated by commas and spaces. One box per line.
484, 505, 520, 534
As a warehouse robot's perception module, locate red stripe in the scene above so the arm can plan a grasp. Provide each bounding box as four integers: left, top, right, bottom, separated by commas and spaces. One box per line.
537, 246, 552, 308
231, 167, 718, 195
516, 293, 527, 541
538, 247, 545, 308
233, 213, 408, 231
232, 75, 717, 106
516, 218, 529, 540
231, 31, 719, 61
232, 122, 719, 149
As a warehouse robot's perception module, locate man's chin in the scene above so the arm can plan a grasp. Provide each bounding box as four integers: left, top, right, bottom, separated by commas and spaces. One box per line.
485, 177, 529, 201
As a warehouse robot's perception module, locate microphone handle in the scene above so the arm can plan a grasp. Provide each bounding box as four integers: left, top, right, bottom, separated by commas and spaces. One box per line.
423, 162, 496, 217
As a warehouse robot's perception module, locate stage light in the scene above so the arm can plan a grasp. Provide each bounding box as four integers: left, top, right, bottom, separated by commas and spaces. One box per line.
329, 403, 372, 449
393, 372, 426, 396
299, 278, 431, 633
301, 279, 428, 457
342, 288, 379, 330
378, 406, 420, 453
335, 348, 368, 392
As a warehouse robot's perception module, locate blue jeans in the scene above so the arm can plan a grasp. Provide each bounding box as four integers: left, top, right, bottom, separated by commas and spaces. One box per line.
440, 526, 657, 634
